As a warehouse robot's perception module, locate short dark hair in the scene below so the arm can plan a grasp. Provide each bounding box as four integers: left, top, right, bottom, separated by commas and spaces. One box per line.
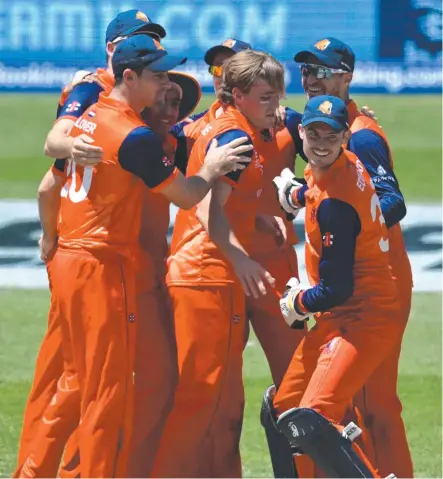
114, 65, 145, 85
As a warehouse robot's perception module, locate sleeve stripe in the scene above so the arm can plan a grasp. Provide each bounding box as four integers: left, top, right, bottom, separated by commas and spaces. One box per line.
150, 167, 180, 192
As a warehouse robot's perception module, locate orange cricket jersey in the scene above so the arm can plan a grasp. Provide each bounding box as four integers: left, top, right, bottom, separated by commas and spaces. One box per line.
57, 94, 173, 260
347, 100, 411, 287
304, 150, 399, 318
167, 106, 264, 286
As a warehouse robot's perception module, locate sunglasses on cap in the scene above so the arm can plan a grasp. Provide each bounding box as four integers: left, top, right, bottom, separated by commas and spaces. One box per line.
300, 63, 348, 80
208, 65, 223, 77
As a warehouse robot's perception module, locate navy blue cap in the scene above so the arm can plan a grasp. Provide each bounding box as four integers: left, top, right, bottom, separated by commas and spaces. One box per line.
204, 39, 252, 65
302, 95, 349, 131
105, 9, 166, 44
294, 38, 355, 72
112, 35, 187, 76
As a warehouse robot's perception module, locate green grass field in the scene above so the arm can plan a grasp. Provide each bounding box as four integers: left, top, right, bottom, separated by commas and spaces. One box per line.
0, 94, 441, 477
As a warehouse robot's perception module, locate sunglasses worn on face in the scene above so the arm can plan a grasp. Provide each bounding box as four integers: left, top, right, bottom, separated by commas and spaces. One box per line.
208, 65, 223, 77
300, 63, 348, 79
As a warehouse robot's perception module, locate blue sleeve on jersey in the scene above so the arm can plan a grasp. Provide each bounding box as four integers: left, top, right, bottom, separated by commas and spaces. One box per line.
118, 127, 176, 189
53, 159, 66, 173
169, 109, 208, 139
57, 82, 103, 119
205, 129, 254, 183
189, 110, 208, 122
296, 184, 308, 207
348, 129, 406, 228
284, 107, 303, 153
301, 198, 361, 312
169, 120, 192, 175
169, 110, 210, 175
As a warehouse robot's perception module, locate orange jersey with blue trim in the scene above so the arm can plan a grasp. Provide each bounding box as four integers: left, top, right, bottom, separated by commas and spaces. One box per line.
167, 106, 264, 285
299, 149, 399, 318
58, 93, 178, 259
347, 100, 412, 294
56, 68, 114, 122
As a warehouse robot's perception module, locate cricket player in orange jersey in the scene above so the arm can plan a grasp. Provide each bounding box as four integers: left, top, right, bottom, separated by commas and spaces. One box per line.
152, 50, 288, 478
58, 74, 202, 479
15, 12, 169, 479
268, 95, 402, 478
294, 38, 413, 478
204, 43, 306, 388
173, 38, 306, 386
21, 35, 251, 479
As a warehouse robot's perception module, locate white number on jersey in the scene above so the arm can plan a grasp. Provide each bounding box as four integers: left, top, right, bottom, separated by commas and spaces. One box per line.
61, 159, 93, 203
370, 193, 389, 252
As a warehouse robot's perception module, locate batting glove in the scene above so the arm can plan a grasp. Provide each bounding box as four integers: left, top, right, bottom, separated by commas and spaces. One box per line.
273, 168, 305, 218
279, 277, 311, 328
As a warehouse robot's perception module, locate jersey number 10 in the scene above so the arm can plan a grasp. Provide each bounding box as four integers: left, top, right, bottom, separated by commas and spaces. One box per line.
61, 160, 93, 203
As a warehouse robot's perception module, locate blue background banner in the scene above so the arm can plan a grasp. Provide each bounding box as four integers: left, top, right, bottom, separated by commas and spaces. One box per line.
0, 0, 441, 93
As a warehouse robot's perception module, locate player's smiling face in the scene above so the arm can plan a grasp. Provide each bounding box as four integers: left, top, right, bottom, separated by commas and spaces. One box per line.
301, 55, 352, 101
299, 122, 350, 169
143, 84, 182, 137
234, 79, 281, 129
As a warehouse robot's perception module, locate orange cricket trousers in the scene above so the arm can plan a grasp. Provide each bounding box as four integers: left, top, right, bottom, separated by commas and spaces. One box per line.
274, 307, 403, 478
152, 283, 247, 478
57, 282, 177, 479
43, 248, 137, 478
15, 261, 76, 479
248, 246, 305, 387
352, 253, 414, 478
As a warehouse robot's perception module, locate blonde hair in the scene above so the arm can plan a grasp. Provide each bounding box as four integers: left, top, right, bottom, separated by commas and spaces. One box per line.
218, 50, 285, 105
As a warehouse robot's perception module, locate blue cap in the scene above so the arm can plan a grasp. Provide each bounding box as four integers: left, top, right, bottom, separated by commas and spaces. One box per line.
105, 9, 166, 44
204, 39, 252, 65
302, 95, 349, 131
294, 38, 355, 72
112, 35, 187, 76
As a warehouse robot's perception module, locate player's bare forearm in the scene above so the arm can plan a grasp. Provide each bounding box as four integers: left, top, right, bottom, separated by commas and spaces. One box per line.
161, 166, 216, 210
37, 169, 63, 239
44, 119, 75, 159
196, 180, 248, 263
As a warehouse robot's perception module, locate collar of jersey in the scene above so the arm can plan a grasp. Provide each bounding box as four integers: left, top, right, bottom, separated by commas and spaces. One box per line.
224, 105, 263, 134
98, 92, 142, 121
96, 68, 116, 94
305, 150, 347, 189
